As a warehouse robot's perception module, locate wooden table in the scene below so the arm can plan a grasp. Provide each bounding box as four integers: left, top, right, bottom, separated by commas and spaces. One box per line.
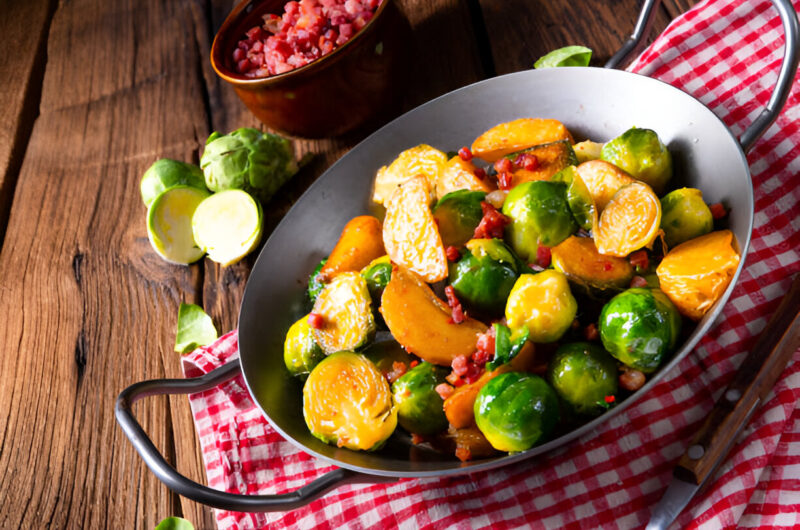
0, 0, 694, 527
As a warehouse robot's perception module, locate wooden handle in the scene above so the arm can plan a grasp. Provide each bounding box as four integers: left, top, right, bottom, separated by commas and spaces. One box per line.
675, 274, 800, 485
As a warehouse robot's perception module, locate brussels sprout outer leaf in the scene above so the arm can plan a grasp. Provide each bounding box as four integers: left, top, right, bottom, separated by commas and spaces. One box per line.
534, 46, 593, 69
474, 372, 560, 452
361, 256, 392, 302
599, 288, 681, 373
487, 324, 529, 371
551, 165, 597, 231
392, 362, 449, 435
155, 517, 195, 530
308, 258, 328, 302
174, 303, 218, 354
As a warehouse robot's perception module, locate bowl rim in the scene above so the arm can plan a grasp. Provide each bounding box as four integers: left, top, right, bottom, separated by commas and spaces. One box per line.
211, 0, 393, 86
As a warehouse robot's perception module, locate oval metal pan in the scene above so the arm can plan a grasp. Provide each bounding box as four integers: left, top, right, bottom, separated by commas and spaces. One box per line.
238, 66, 753, 478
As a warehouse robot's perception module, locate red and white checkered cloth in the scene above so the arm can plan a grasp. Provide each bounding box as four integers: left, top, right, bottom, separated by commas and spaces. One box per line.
183, 0, 800, 527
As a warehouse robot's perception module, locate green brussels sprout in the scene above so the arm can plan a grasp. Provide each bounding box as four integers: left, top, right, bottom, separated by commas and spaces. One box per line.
474, 372, 560, 452
505, 270, 577, 343
391, 362, 449, 435
364, 339, 413, 376
501, 180, 577, 263
284, 315, 325, 378
200, 128, 299, 203
660, 188, 713, 248
551, 165, 596, 231
449, 239, 519, 315
432, 190, 486, 247
361, 256, 392, 303
599, 288, 682, 373
600, 127, 672, 193
547, 342, 618, 416
307, 258, 328, 302
140, 159, 207, 208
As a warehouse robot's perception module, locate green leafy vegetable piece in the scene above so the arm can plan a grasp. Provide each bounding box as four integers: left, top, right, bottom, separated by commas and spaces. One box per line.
487, 323, 529, 371
534, 46, 593, 69
155, 517, 195, 530
174, 303, 218, 354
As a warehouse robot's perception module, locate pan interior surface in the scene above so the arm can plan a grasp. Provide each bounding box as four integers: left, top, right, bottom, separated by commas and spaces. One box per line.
238, 67, 753, 477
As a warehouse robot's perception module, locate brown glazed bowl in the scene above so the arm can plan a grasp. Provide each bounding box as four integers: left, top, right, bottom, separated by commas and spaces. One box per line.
211, 0, 409, 138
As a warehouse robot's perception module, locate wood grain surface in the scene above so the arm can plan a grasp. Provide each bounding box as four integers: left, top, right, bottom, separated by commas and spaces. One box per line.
0, 0, 692, 527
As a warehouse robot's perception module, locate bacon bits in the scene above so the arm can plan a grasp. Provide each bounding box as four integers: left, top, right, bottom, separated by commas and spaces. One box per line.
473, 202, 510, 240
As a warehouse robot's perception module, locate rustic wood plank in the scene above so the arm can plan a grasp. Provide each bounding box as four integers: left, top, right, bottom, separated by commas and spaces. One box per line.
0, 0, 56, 246
478, 0, 678, 74
0, 0, 213, 527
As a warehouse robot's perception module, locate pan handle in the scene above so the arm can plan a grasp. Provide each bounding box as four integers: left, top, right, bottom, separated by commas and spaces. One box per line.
606, 0, 799, 154
115, 361, 392, 512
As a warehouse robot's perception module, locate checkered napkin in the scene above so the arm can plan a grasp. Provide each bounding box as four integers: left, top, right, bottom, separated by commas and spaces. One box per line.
182, 0, 800, 527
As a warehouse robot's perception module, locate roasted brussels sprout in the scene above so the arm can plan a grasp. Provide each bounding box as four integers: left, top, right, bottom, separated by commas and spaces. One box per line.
311, 272, 376, 353
474, 372, 560, 452
600, 127, 672, 193
660, 188, 713, 248
551, 165, 597, 231
501, 180, 577, 262
200, 128, 298, 203
392, 362, 449, 435
547, 342, 618, 416
364, 339, 413, 377
505, 270, 577, 343
303, 351, 397, 450
599, 288, 682, 373
449, 239, 519, 315
140, 158, 206, 208
307, 258, 328, 302
432, 190, 486, 248
283, 315, 325, 378
361, 255, 392, 304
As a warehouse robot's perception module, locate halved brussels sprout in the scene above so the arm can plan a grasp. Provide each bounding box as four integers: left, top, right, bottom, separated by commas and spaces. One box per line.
660, 188, 713, 248
601, 127, 672, 193
392, 362, 449, 435
284, 315, 325, 378
449, 239, 519, 315
501, 180, 577, 262
505, 270, 577, 343
361, 255, 392, 305
303, 351, 397, 450
594, 182, 662, 258
312, 272, 376, 353
474, 372, 560, 452
551, 236, 634, 296
551, 165, 597, 231
432, 190, 486, 248
547, 342, 618, 416
307, 258, 328, 303
599, 288, 682, 373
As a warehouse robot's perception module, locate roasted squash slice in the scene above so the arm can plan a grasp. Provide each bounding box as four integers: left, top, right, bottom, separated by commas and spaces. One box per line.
318, 215, 385, 282
509, 140, 579, 187
551, 236, 633, 296
380, 266, 487, 366
471, 118, 574, 162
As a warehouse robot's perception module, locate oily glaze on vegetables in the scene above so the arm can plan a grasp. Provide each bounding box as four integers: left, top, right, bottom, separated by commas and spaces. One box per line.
284, 117, 740, 462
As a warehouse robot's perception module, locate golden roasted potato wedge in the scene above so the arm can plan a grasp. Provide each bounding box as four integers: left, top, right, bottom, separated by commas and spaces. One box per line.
436, 156, 495, 199
372, 144, 447, 205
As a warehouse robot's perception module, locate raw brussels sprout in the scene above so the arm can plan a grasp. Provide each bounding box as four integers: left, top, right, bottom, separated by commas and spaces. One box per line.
307, 258, 328, 302
303, 351, 397, 450
505, 270, 577, 343
449, 239, 519, 315
432, 190, 486, 247
501, 180, 577, 262
311, 272, 376, 353
660, 188, 713, 248
283, 315, 325, 378
392, 362, 449, 435
200, 128, 298, 203
547, 342, 618, 416
599, 288, 682, 373
361, 255, 392, 303
140, 158, 207, 208
474, 372, 560, 452
600, 127, 672, 193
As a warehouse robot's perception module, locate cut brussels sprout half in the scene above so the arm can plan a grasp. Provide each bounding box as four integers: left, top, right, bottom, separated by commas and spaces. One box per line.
304, 351, 397, 450
191, 189, 263, 266
146, 186, 211, 264
312, 271, 376, 353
